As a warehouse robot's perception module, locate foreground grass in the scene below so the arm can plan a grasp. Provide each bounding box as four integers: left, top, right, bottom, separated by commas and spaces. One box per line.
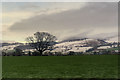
2, 55, 118, 78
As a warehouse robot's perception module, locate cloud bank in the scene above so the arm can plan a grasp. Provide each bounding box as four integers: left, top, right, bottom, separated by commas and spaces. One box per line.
5, 2, 118, 41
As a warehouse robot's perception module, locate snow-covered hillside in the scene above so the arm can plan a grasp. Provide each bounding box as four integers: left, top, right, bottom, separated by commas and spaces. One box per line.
1, 38, 118, 54
52, 39, 105, 53
0, 42, 23, 50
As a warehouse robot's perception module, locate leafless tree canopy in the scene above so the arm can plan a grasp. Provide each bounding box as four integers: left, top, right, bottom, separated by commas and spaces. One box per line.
26, 32, 57, 55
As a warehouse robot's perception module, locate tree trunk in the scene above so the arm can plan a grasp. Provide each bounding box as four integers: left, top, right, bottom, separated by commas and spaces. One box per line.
39, 50, 43, 56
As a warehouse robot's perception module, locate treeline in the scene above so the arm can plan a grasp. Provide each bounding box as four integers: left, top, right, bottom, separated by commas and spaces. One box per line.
2, 49, 119, 56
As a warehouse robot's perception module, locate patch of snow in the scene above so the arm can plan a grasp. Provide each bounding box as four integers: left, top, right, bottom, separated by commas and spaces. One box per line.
1, 44, 20, 50
97, 46, 111, 49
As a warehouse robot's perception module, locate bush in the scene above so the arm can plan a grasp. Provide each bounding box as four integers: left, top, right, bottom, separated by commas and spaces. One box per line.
32, 51, 41, 56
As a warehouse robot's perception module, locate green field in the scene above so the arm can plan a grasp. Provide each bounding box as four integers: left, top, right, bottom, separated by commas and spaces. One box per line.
2, 55, 119, 79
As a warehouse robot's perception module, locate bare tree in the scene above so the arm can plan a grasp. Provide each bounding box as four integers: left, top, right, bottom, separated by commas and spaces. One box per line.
26, 32, 57, 56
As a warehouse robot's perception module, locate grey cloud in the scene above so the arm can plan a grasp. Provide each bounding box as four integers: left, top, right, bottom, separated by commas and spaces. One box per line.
9, 2, 118, 40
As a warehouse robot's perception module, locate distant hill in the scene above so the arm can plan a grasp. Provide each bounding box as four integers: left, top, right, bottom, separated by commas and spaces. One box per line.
52, 38, 109, 53
0, 38, 118, 53
1, 42, 23, 47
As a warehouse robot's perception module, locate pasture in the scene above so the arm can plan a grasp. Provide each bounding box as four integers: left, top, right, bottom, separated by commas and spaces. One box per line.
2, 55, 119, 79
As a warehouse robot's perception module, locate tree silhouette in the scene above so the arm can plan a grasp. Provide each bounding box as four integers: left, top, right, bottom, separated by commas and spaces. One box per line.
14, 48, 23, 56
26, 32, 57, 56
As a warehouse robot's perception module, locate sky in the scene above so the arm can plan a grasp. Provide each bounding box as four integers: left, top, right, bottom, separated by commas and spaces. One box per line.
1, 2, 118, 43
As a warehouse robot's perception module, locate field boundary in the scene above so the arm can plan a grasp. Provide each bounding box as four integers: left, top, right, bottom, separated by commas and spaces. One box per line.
1, 78, 120, 80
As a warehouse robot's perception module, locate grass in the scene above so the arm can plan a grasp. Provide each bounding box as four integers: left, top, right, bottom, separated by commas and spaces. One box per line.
2, 55, 119, 79
107, 47, 119, 51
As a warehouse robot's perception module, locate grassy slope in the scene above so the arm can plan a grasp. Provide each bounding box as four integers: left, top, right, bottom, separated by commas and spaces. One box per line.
2, 55, 118, 78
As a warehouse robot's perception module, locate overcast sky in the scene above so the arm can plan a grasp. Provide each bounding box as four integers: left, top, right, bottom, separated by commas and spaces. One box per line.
2, 2, 118, 42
